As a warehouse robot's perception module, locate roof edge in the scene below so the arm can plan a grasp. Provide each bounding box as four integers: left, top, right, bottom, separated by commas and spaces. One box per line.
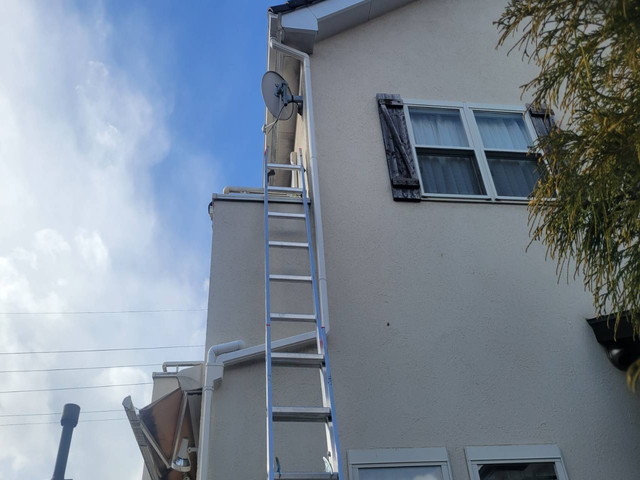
270, 0, 326, 15
270, 0, 418, 53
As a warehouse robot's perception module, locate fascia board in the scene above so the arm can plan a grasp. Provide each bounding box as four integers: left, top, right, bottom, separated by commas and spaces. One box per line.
279, 0, 416, 47
310, 0, 372, 40
280, 7, 318, 52
281, 6, 319, 33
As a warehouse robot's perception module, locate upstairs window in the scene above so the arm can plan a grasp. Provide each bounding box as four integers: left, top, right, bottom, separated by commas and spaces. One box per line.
405, 102, 541, 201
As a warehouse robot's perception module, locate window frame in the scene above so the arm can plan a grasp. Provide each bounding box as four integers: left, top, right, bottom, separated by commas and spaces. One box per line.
465, 444, 570, 480
404, 100, 541, 203
348, 447, 453, 480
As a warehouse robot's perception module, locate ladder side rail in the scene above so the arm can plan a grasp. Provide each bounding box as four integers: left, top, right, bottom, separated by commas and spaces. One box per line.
299, 164, 344, 478
264, 148, 276, 480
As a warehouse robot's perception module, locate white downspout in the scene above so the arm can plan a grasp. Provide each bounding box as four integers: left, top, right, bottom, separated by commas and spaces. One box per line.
268, 38, 331, 331
195, 340, 244, 480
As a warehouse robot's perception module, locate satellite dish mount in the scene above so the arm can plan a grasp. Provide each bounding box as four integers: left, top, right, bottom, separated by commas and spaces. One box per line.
261, 71, 303, 121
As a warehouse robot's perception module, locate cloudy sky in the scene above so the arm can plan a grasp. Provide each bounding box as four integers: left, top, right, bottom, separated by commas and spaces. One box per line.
0, 1, 272, 478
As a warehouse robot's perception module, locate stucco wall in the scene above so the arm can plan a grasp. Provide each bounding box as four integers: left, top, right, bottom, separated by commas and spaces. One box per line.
204, 0, 640, 479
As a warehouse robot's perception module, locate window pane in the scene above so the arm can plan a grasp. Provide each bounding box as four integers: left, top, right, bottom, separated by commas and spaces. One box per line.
410, 108, 469, 147
474, 111, 531, 150
478, 462, 558, 480
359, 465, 444, 480
418, 152, 485, 195
487, 156, 540, 197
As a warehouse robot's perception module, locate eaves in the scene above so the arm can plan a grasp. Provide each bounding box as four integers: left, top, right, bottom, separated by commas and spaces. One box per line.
270, 0, 417, 53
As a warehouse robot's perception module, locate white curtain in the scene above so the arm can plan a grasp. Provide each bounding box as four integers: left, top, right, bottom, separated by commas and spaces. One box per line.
359, 466, 443, 480
474, 112, 530, 150
488, 157, 540, 197
410, 108, 468, 147
419, 153, 484, 195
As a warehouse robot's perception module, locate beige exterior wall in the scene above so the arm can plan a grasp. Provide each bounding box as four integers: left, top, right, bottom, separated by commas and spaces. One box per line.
204, 1, 640, 479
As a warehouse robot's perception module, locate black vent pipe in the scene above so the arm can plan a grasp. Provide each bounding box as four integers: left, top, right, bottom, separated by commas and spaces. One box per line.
52, 403, 81, 480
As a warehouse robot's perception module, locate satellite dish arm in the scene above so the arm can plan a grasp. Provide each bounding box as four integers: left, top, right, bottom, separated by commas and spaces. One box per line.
280, 85, 303, 115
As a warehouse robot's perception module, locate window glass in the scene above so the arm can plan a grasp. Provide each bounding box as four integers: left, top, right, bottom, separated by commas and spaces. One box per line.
478, 462, 558, 480
359, 465, 444, 480
474, 111, 531, 150
487, 156, 540, 197
410, 108, 469, 147
418, 152, 485, 195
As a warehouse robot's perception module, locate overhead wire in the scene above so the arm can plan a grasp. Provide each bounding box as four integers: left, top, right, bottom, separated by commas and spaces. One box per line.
0, 314, 202, 419
0, 363, 165, 373
0, 418, 127, 427
0, 344, 204, 355
0, 382, 152, 394
0, 308, 206, 315
0, 409, 123, 418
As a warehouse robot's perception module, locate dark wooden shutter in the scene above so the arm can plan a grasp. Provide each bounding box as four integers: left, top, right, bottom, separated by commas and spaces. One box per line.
527, 104, 555, 138
376, 94, 421, 202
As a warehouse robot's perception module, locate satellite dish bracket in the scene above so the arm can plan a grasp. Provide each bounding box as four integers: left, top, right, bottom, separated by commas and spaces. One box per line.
277, 81, 303, 115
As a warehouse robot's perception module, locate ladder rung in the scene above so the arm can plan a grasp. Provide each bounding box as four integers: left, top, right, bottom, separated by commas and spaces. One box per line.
267, 163, 303, 171
269, 241, 309, 249
268, 212, 306, 220
272, 406, 331, 423
267, 186, 303, 194
271, 353, 324, 367
269, 274, 312, 282
276, 474, 338, 480
270, 313, 317, 323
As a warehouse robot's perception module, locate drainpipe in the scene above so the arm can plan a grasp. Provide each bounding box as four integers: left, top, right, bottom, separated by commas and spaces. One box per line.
268, 38, 331, 331
195, 340, 244, 480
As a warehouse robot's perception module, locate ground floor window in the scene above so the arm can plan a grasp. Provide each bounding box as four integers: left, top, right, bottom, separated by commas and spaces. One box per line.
348, 447, 453, 480
465, 445, 569, 480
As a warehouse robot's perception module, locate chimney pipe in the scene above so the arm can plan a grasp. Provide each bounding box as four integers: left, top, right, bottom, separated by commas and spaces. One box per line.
52, 403, 80, 480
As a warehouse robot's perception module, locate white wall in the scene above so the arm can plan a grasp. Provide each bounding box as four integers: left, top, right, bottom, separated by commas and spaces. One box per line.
204, 1, 640, 478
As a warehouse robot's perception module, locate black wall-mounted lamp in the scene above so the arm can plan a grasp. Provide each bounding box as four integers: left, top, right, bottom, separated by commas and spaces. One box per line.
587, 313, 640, 371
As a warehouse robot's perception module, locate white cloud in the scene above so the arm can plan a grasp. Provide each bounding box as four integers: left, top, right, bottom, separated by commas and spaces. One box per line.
0, 2, 208, 479
34, 229, 71, 258
75, 230, 110, 270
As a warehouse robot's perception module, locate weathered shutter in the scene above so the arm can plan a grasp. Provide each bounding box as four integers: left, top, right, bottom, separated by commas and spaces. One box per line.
376, 94, 421, 201
527, 104, 555, 138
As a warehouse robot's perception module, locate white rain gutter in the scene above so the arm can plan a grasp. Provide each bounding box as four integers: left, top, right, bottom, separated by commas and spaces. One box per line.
269, 36, 331, 332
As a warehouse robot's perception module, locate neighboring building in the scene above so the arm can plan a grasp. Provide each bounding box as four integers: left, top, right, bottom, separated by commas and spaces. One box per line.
124, 1, 640, 479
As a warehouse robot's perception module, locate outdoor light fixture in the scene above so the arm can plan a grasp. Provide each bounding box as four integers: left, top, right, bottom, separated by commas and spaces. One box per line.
172, 438, 192, 472
587, 313, 640, 371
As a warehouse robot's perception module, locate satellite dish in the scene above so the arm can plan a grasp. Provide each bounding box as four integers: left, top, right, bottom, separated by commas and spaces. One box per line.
261, 71, 303, 120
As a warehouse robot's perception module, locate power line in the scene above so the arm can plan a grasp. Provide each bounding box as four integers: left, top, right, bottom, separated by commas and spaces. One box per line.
0, 308, 206, 315
0, 409, 123, 418
0, 417, 127, 427
0, 363, 163, 373
0, 382, 152, 394
0, 344, 204, 355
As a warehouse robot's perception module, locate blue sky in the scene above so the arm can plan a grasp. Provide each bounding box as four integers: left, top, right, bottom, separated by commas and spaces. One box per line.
97, 0, 271, 262
0, 1, 275, 478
